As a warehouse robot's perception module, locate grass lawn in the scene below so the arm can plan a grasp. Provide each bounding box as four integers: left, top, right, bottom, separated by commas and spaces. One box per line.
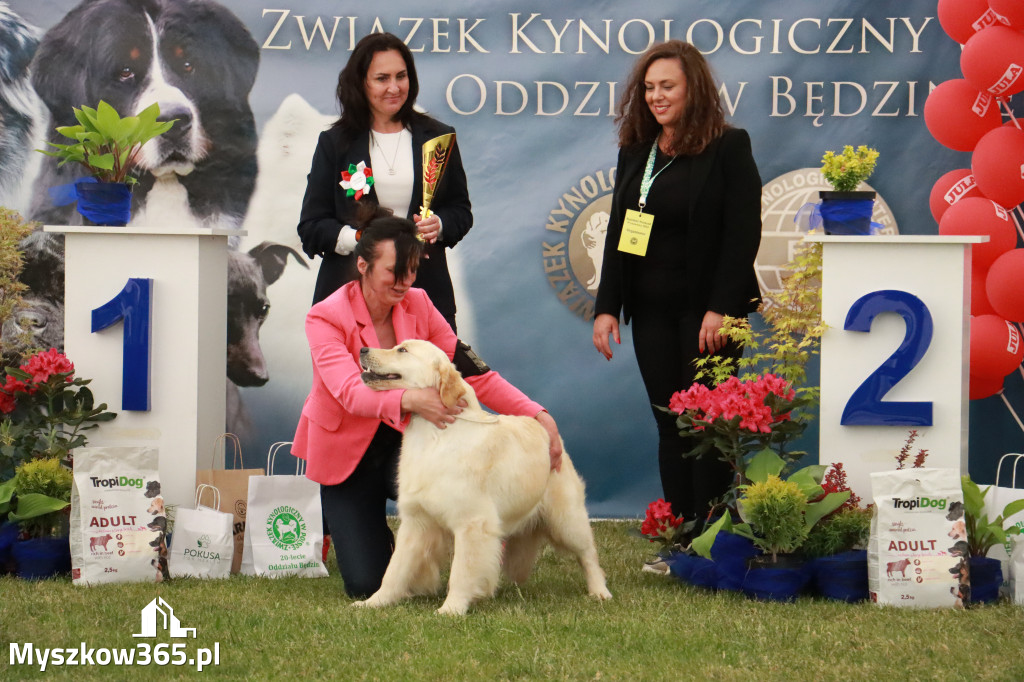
2, 521, 1023, 681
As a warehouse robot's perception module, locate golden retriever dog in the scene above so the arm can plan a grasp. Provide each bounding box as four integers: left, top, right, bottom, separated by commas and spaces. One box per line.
355, 339, 612, 615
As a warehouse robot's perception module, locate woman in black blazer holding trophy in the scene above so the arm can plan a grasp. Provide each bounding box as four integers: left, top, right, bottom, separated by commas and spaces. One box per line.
298, 32, 472, 332
593, 40, 763, 534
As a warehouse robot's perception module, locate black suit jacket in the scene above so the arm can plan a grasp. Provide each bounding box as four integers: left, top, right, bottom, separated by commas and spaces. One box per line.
297, 114, 473, 320
594, 127, 762, 323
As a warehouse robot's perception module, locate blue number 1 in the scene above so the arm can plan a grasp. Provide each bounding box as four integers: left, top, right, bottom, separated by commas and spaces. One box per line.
841, 289, 934, 426
91, 278, 153, 411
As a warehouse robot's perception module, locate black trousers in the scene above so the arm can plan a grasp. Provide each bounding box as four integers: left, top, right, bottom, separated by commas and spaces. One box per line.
319, 424, 402, 599
630, 309, 744, 525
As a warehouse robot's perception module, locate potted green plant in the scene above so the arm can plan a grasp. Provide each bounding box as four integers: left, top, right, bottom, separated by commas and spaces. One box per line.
691, 449, 850, 601
36, 100, 175, 226
961, 475, 1024, 603
4, 457, 73, 579
1, 348, 117, 479
818, 144, 879, 235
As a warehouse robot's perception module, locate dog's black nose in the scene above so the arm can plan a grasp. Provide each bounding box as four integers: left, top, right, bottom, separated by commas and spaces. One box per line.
360, 347, 369, 356
159, 105, 193, 137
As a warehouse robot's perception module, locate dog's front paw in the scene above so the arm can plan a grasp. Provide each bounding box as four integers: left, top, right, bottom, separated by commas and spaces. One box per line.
436, 601, 469, 616
351, 599, 369, 608
590, 586, 613, 601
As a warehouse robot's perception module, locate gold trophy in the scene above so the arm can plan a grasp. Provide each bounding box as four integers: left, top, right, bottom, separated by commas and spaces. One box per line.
419, 133, 455, 224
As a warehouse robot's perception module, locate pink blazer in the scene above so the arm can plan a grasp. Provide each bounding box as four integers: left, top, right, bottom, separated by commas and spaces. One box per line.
292, 280, 544, 485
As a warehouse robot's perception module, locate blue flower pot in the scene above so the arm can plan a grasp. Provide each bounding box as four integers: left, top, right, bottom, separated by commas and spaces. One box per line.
688, 557, 720, 589
742, 555, 810, 602
811, 550, 869, 602
664, 551, 700, 582
0, 521, 20, 573
968, 555, 1003, 604
12, 536, 71, 580
711, 533, 760, 592
819, 191, 875, 235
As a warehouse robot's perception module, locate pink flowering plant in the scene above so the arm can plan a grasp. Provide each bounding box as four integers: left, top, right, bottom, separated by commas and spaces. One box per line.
0, 348, 115, 477
663, 373, 811, 502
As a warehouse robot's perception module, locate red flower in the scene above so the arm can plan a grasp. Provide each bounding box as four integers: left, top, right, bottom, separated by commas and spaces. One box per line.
0, 389, 16, 414
20, 348, 74, 384
821, 462, 861, 510
640, 498, 682, 542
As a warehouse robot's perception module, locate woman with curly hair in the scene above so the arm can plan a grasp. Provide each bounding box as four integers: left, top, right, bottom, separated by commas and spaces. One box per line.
593, 40, 762, 533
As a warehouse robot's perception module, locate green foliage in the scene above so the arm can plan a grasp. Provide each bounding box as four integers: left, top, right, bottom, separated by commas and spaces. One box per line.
0, 352, 117, 478
7, 457, 72, 538
0, 209, 37, 359
696, 241, 825, 407
739, 475, 808, 560
821, 144, 879, 192
692, 449, 850, 561
961, 475, 1024, 557
802, 506, 873, 558
37, 101, 175, 184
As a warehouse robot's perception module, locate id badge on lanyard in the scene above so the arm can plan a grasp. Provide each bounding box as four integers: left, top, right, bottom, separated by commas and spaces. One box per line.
617, 138, 674, 257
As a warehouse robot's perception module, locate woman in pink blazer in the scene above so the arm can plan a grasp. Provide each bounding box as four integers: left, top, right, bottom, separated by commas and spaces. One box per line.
292, 216, 561, 598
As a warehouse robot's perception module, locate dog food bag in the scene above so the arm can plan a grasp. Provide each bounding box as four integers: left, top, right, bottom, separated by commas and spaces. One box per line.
70, 446, 164, 585
868, 467, 967, 608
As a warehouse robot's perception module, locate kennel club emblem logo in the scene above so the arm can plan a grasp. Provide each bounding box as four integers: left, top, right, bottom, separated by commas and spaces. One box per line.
540, 167, 616, 321
266, 506, 306, 550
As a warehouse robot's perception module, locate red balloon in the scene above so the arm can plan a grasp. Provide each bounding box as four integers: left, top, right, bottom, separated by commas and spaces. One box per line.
930, 168, 983, 222
969, 372, 1005, 399
990, 0, 1024, 31
987, 248, 1024, 321
924, 80, 1001, 152
970, 314, 1024, 378
972, 125, 1024, 207
962, 26, 1024, 96
939, 0, 1004, 43
938, 197, 1018, 269
972, 265, 998, 316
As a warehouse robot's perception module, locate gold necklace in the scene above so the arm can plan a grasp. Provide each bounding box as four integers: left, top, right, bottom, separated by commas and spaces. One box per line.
371, 129, 404, 176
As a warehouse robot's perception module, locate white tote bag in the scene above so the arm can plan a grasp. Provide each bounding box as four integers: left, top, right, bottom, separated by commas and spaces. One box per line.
985, 454, 1024, 598
241, 442, 327, 579
169, 485, 234, 579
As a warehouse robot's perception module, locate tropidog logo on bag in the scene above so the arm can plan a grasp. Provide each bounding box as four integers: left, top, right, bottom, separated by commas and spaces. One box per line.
266, 506, 306, 550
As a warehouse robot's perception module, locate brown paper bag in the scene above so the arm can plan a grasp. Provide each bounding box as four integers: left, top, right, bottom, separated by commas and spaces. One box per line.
195, 434, 263, 574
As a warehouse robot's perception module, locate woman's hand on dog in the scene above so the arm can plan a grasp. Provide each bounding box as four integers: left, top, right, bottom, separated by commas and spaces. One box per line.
535, 411, 563, 472
592, 313, 620, 360
401, 388, 463, 428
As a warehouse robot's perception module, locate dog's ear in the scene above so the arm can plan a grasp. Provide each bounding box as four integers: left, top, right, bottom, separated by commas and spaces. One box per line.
249, 242, 309, 285
437, 359, 465, 408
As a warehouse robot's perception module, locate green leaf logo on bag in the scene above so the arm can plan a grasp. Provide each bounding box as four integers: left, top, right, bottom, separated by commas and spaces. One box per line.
266, 506, 307, 550
197, 534, 211, 548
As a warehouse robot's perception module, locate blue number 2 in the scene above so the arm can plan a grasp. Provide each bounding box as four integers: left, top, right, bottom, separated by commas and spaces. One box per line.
91, 278, 153, 411
841, 289, 933, 426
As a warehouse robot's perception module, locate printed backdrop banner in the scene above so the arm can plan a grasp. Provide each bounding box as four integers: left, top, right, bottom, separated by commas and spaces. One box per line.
2, 0, 1018, 516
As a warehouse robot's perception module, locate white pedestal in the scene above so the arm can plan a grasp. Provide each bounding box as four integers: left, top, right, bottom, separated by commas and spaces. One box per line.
46, 226, 237, 508
807, 234, 985, 501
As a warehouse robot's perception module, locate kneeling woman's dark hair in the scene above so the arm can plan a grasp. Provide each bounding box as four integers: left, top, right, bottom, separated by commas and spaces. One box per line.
354, 215, 424, 283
